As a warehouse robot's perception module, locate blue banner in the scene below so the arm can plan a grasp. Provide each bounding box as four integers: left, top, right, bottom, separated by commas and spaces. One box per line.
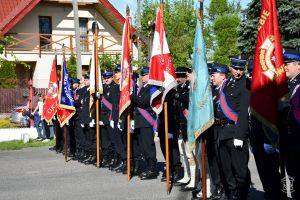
187, 19, 214, 150
59, 59, 75, 110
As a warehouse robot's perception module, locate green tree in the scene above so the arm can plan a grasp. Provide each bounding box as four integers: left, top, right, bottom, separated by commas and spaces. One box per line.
139, 0, 196, 67
238, 0, 300, 57
208, 0, 241, 64
67, 53, 77, 78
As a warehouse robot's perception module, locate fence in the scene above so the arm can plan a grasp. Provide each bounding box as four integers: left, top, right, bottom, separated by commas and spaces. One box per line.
0, 87, 47, 114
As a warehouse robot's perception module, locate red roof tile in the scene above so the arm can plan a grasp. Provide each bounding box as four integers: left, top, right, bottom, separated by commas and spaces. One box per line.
0, 0, 129, 37
0, 0, 41, 36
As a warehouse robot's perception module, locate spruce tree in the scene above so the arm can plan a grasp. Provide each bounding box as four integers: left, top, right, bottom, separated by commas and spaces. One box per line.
238, 0, 300, 57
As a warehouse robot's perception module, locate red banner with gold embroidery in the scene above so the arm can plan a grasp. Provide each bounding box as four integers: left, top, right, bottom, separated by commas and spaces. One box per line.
250, 0, 288, 145
119, 16, 132, 117
43, 58, 58, 123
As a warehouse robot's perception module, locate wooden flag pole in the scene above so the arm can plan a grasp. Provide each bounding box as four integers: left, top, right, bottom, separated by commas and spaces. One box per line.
64, 125, 68, 161
160, 0, 170, 194
198, 1, 206, 199
126, 5, 132, 181
93, 22, 101, 168
164, 102, 170, 194
127, 109, 131, 180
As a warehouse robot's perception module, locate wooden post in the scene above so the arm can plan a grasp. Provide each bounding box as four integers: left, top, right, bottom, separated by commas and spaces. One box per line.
126, 5, 132, 181
64, 125, 68, 161
163, 102, 170, 194
29, 79, 34, 128
93, 22, 101, 168
199, 1, 206, 199
127, 110, 131, 180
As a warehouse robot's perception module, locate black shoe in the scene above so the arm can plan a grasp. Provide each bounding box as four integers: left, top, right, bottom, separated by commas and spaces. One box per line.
116, 161, 127, 173
173, 179, 190, 186
180, 186, 196, 192
101, 159, 111, 168
49, 146, 56, 151
84, 155, 96, 165
140, 170, 158, 180
113, 161, 124, 171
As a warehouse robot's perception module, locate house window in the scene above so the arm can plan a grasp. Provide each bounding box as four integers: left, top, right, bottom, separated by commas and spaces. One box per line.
79, 18, 88, 52
39, 16, 52, 50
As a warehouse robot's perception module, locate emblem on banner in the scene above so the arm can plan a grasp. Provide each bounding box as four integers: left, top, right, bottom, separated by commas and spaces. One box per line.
259, 35, 276, 80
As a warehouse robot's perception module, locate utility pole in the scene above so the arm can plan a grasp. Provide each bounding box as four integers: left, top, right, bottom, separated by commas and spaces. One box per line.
137, 0, 142, 63
72, 0, 82, 79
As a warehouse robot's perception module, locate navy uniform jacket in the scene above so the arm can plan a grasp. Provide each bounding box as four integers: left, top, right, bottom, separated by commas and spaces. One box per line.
287, 73, 300, 135
216, 75, 250, 141
74, 86, 91, 125
174, 81, 190, 130
100, 83, 114, 125
158, 89, 177, 135
131, 84, 156, 129
111, 82, 120, 122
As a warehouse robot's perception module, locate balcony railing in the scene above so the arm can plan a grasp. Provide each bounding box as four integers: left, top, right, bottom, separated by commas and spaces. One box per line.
4, 33, 122, 56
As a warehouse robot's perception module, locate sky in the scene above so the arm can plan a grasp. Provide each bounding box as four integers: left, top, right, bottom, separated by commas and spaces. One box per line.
109, 0, 251, 17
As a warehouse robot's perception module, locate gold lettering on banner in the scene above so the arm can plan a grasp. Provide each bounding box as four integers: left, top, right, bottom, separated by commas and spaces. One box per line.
258, 9, 270, 31
259, 36, 276, 81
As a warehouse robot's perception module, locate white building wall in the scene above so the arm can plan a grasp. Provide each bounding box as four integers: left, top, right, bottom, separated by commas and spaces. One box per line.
3, 2, 138, 88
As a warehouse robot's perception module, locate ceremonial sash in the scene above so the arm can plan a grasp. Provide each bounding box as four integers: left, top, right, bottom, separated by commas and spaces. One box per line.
137, 108, 158, 132
219, 81, 238, 123
183, 107, 188, 121
102, 96, 112, 120
291, 85, 300, 125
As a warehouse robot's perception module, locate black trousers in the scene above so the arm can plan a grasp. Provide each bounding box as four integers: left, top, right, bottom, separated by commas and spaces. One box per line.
218, 138, 249, 194
74, 120, 85, 151
250, 117, 281, 200
113, 121, 126, 160
43, 120, 51, 139
206, 128, 223, 192
68, 118, 76, 154
54, 119, 63, 149
136, 127, 157, 165
282, 132, 300, 200
85, 126, 96, 152
101, 125, 114, 160
158, 130, 180, 168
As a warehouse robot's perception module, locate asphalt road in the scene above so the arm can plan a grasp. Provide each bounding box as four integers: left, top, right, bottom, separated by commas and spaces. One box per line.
0, 142, 264, 200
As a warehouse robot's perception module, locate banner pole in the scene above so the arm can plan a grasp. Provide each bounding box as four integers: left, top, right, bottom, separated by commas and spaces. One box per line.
64, 125, 68, 161
94, 23, 101, 168
164, 102, 170, 194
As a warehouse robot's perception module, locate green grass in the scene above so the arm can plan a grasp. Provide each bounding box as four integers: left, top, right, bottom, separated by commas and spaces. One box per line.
0, 118, 20, 128
0, 139, 55, 151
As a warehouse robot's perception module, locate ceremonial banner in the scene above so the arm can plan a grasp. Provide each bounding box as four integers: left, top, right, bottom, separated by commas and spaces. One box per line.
57, 59, 75, 127
187, 19, 214, 150
250, 0, 288, 145
119, 16, 132, 117
149, 7, 177, 115
89, 40, 103, 111
43, 58, 58, 123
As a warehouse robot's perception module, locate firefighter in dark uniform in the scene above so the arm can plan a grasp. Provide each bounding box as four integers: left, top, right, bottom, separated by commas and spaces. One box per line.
205, 63, 229, 199
282, 49, 300, 200
110, 65, 127, 173
68, 78, 80, 158
100, 70, 115, 167
73, 75, 86, 160
215, 57, 250, 200
158, 89, 181, 183
173, 67, 196, 189
76, 74, 94, 163
131, 67, 157, 179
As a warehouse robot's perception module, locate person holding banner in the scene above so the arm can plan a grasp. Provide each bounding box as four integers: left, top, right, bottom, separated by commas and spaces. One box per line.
215, 57, 250, 200
100, 70, 115, 168
282, 49, 300, 200
131, 67, 158, 180
110, 65, 127, 173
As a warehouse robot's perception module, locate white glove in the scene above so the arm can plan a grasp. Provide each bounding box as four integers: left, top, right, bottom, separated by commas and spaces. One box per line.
95, 92, 101, 99
154, 131, 159, 142
80, 124, 84, 128
233, 139, 243, 148
168, 133, 173, 139
117, 122, 122, 131
89, 119, 95, 128
110, 120, 114, 129
99, 121, 104, 126
130, 120, 135, 133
